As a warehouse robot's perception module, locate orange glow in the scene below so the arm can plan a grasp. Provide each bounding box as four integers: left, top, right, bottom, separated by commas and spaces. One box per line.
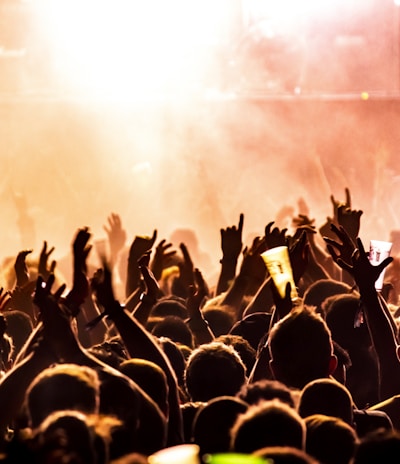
29, 0, 233, 100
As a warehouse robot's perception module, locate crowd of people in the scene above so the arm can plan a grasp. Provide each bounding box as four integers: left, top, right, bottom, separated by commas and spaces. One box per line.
0, 188, 399, 463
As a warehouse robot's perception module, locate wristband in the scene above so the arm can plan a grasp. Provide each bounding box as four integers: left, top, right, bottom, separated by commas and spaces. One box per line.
139, 292, 157, 306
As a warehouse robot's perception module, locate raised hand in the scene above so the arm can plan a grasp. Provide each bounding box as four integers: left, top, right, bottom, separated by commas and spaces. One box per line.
334, 237, 393, 292
216, 214, 244, 295
337, 204, 363, 243
264, 221, 287, 250
128, 230, 157, 262
176, 242, 195, 292
239, 242, 267, 285
151, 239, 177, 281
38, 241, 56, 280
103, 213, 127, 263
139, 253, 162, 301
288, 229, 310, 285
323, 223, 357, 267
65, 227, 92, 314
34, 274, 66, 311
292, 214, 317, 235
319, 188, 351, 239
90, 262, 120, 318
126, 230, 157, 297
186, 268, 207, 319
220, 213, 244, 262
186, 268, 214, 346
14, 249, 33, 288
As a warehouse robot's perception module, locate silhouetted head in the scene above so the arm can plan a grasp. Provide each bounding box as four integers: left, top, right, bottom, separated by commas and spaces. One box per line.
184, 341, 246, 402
268, 306, 337, 389
230, 399, 306, 454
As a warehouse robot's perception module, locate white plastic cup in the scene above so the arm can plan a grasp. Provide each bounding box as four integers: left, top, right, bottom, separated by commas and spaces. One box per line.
261, 246, 298, 300
369, 240, 392, 291
148, 444, 201, 464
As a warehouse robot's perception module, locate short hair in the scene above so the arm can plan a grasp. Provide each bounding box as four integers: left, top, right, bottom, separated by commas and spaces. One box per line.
26, 364, 100, 429
150, 316, 194, 349
303, 279, 352, 314
32, 410, 121, 464
4, 310, 33, 360
150, 297, 187, 319
215, 334, 256, 376
324, 294, 372, 348
192, 396, 248, 455
230, 399, 306, 454
298, 378, 355, 426
202, 307, 235, 337
269, 306, 334, 389
229, 312, 272, 351
352, 428, 400, 463
254, 446, 319, 463
184, 342, 246, 402
305, 414, 358, 464
119, 358, 168, 416
237, 379, 296, 408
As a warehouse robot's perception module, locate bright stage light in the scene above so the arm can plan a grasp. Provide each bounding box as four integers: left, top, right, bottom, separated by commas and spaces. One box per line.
243, 0, 375, 25
28, 0, 235, 100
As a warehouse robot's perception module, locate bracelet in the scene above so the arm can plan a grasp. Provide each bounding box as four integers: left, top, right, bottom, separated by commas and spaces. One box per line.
139, 292, 157, 306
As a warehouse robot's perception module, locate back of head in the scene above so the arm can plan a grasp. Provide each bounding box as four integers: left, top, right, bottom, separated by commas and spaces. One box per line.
298, 378, 354, 425
32, 410, 117, 464
238, 379, 296, 408
150, 297, 188, 319
352, 428, 400, 464
253, 446, 318, 464
305, 414, 358, 464
324, 294, 379, 408
4, 309, 33, 360
157, 337, 187, 390
202, 307, 235, 337
324, 294, 372, 349
268, 306, 335, 389
229, 312, 272, 351
98, 370, 167, 457
192, 396, 248, 455
303, 279, 352, 314
230, 399, 306, 454
119, 358, 169, 417
215, 334, 256, 376
150, 316, 194, 349
184, 341, 246, 402
26, 364, 100, 429
180, 401, 206, 443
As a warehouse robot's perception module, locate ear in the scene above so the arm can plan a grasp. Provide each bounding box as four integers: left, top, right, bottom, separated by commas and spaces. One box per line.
396, 345, 400, 361
328, 354, 338, 376
269, 358, 278, 380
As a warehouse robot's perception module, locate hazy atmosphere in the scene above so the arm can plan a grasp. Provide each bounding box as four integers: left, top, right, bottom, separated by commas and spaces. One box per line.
1, 0, 400, 284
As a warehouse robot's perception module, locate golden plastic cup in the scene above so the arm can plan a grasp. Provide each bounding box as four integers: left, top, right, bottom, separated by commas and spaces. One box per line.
261, 246, 298, 300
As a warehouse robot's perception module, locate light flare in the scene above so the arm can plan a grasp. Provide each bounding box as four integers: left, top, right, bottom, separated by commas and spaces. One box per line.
29, 0, 233, 100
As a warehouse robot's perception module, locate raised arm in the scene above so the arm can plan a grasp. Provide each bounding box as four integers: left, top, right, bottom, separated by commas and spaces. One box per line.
324, 230, 400, 400
125, 230, 157, 298
216, 213, 244, 295
92, 262, 184, 446
186, 268, 215, 346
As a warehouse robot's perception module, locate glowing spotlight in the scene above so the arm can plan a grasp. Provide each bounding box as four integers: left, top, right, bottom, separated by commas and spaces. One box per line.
30, 0, 233, 100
